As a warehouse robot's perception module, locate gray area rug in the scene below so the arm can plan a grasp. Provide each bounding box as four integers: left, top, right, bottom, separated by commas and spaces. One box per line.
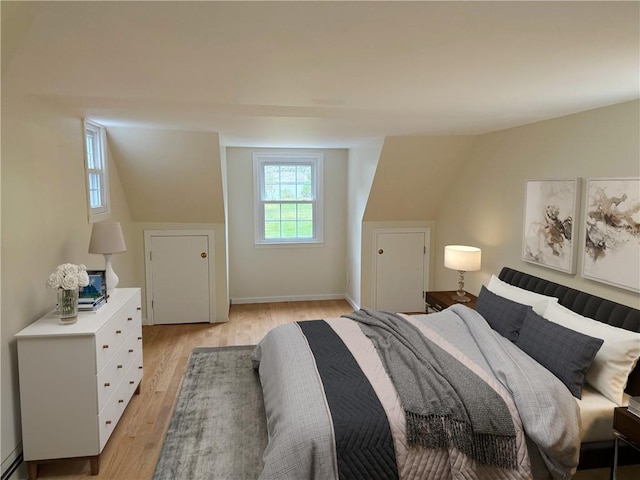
153, 346, 267, 480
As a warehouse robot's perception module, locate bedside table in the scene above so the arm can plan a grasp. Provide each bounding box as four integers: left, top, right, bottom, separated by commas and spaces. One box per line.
613, 406, 640, 479
426, 291, 477, 313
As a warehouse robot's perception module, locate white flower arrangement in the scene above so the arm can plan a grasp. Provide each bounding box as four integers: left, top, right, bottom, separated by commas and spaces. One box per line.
47, 263, 90, 291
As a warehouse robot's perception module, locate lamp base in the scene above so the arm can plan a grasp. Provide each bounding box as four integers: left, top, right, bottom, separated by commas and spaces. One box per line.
451, 270, 470, 302
451, 292, 471, 303
103, 253, 119, 293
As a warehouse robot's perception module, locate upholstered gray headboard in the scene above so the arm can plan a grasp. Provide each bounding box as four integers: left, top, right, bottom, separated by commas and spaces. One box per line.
498, 267, 640, 396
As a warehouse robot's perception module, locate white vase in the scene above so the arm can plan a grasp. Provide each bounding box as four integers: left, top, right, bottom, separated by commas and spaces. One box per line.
58, 288, 79, 324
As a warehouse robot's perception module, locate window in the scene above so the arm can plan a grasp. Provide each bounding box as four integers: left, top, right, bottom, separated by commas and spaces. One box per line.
84, 119, 110, 221
254, 153, 323, 244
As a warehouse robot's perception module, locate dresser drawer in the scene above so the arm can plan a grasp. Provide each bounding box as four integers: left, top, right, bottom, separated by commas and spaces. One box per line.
94, 295, 142, 372
98, 384, 124, 450
96, 342, 128, 412
98, 350, 143, 451
96, 321, 141, 412
123, 351, 143, 400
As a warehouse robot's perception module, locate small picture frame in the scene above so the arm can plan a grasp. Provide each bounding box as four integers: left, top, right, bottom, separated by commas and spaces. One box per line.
80, 270, 107, 301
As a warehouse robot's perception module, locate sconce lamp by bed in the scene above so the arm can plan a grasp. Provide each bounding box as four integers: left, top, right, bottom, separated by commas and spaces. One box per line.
444, 245, 481, 303
89, 221, 127, 293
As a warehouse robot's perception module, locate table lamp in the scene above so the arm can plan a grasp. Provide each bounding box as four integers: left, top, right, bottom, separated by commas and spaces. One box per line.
444, 245, 481, 303
89, 221, 127, 293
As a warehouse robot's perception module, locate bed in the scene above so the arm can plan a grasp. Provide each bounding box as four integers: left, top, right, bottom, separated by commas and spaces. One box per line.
497, 267, 640, 472
251, 267, 640, 479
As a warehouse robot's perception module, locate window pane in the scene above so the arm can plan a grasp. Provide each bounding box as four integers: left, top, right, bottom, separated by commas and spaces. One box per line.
89, 173, 102, 208
298, 204, 312, 220
280, 185, 295, 200
280, 166, 296, 183
264, 222, 281, 239
264, 204, 280, 221
281, 203, 297, 220
85, 134, 96, 169
297, 165, 311, 184
298, 221, 313, 237
281, 221, 297, 238
264, 166, 280, 184
297, 184, 312, 200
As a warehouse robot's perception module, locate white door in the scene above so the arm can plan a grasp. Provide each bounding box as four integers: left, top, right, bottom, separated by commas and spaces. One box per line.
374, 230, 428, 313
146, 233, 213, 324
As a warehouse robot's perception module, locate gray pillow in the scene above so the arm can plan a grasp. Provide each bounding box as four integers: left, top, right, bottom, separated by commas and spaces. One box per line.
475, 286, 529, 342
516, 309, 604, 398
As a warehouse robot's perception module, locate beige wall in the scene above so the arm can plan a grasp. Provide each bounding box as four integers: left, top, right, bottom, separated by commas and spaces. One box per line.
0, 93, 134, 465
435, 100, 640, 308
108, 127, 225, 223
226, 147, 348, 302
364, 135, 477, 221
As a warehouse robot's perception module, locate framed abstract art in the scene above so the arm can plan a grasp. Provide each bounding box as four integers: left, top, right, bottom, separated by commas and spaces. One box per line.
582, 177, 640, 293
522, 178, 581, 274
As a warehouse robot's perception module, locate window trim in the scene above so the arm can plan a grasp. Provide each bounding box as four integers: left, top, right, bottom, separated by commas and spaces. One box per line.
253, 152, 324, 245
83, 119, 110, 222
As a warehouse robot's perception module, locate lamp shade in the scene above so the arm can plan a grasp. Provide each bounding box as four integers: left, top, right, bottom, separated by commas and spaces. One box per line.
444, 245, 481, 271
88, 222, 127, 254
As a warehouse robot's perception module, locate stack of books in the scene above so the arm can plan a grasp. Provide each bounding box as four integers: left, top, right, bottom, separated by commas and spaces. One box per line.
629, 396, 640, 418
78, 295, 106, 312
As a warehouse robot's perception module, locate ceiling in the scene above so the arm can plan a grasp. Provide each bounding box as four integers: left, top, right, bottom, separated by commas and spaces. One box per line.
3, 1, 639, 148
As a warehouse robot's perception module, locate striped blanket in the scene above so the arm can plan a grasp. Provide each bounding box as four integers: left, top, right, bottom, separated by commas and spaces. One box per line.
251, 305, 581, 480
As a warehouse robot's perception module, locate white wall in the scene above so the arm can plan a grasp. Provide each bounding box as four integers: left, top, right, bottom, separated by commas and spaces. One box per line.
226, 147, 348, 303
435, 101, 640, 308
346, 139, 384, 308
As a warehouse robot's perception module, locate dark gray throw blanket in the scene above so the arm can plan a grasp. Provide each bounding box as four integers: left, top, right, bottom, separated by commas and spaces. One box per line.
343, 308, 518, 470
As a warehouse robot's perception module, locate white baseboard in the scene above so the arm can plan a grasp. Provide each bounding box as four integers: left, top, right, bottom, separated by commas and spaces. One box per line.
231, 293, 346, 305
344, 294, 359, 311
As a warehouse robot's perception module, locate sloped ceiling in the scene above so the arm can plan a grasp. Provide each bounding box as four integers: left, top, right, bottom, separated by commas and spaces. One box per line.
107, 127, 224, 223
3, 1, 639, 148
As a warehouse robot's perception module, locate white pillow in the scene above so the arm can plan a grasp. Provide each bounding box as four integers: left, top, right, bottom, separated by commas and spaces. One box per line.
487, 275, 558, 316
543, 301, 640, 406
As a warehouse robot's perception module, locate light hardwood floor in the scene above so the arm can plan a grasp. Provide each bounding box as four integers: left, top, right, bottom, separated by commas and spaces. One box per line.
24, 300, 638, 480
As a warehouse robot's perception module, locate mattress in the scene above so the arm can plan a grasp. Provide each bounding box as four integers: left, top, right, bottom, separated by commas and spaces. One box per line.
577, 384, 626, 443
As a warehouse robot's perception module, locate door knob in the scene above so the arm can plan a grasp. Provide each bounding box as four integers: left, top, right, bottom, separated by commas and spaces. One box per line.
378, 249, 384, 254
201, 252, 207, 258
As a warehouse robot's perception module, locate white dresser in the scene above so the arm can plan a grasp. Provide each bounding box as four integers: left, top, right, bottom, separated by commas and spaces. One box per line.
16, 288, 143, 479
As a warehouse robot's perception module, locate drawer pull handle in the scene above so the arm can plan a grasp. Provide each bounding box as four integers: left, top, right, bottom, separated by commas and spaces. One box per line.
116, 330, 122, 334
127, 317, 133, 321
117, 365, 123, 369
104, 383, 111, 387
129, 381, 135, 385
106, 420, 112, 425
118, 399, 124, 404
138, 366, 143, 369
129, 349, 134, 353
138, 336, 142, 340
102, 345, 109, 349
137, 307, 141, 311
